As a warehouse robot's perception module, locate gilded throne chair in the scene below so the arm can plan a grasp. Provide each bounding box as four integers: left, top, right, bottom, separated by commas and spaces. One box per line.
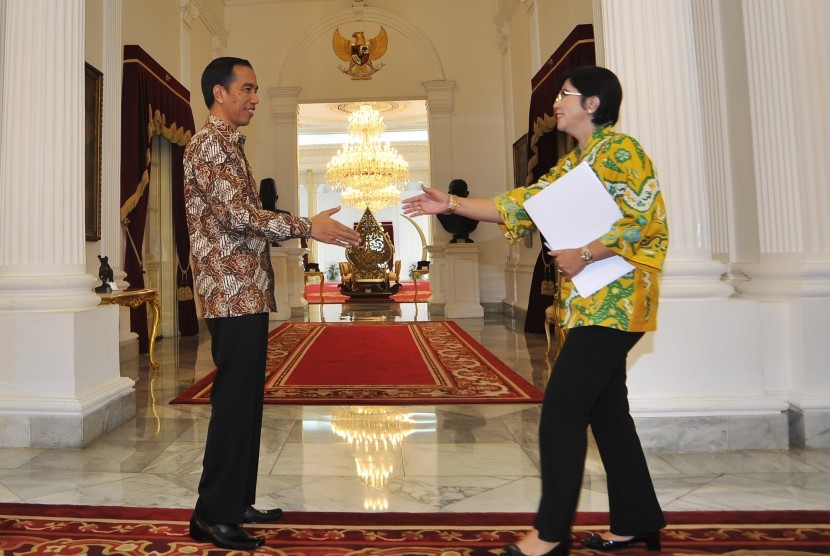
338, 208, 401, 300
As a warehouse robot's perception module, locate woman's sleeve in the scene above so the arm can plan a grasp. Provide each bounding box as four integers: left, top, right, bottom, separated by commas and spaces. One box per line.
597, 136, 669, 272
492, 169, 558, 244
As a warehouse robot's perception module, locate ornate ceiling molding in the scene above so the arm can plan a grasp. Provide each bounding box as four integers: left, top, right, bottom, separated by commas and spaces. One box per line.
179, 0, 228, 52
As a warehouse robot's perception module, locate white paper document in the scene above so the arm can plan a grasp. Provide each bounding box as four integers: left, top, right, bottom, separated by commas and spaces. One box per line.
523, 162, 634, 297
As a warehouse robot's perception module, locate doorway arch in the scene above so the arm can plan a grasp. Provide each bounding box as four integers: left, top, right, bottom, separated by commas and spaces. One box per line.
267, 6, 455, 234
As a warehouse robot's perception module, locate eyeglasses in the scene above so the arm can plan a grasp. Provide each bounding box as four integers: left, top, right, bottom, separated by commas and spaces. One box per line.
555, 90, 582, 103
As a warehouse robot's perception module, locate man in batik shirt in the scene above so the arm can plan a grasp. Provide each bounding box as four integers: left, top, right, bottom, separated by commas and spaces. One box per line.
183, 57, 360, 551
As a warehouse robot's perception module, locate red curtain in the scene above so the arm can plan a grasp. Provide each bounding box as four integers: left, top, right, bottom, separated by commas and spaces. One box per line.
121, 45, 198, 352
523, 25, 595, 333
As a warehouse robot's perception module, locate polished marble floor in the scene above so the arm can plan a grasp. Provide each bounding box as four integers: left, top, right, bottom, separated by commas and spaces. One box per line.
1, 302, 829, 514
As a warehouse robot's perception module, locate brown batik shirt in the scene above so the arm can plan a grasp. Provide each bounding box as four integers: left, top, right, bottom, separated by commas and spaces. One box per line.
184, 115, 312, 318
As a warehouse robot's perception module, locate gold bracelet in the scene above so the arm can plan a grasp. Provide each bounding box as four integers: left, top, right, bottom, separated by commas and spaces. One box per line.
448, 194, 460, 213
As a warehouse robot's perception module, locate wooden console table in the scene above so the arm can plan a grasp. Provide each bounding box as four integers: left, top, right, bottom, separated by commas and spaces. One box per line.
98, 288, 161, 370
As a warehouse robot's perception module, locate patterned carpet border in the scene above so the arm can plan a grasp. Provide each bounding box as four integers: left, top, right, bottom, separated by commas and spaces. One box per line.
171, 321, 544, 405
2, 504, 830, 555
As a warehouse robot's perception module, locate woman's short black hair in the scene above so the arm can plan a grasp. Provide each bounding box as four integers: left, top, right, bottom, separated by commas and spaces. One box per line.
201, 57, 253, 109
557, 66, 623, 126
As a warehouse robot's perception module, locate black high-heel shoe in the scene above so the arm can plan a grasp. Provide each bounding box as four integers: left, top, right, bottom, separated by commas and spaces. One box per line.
501, 541, 570, 556
581, 531, 661, 551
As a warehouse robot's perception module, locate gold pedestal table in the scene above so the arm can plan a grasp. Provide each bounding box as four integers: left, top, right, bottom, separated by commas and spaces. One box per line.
97, 288, 161, 370
304, 271, 325, 300
412, 268, 430, 298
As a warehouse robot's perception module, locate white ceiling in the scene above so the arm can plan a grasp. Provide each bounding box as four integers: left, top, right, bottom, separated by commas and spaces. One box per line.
297, 99, 430, 172
297, 100, 428, 134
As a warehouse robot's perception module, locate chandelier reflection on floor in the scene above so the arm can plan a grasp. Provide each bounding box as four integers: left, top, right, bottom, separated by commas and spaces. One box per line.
325, 104, 410, 211
330, 406, 417, 510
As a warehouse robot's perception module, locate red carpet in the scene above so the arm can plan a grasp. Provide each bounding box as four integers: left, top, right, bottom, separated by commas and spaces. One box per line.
2, 504, 830, 555
171, 321, 543, 405
303, 280, 431, 303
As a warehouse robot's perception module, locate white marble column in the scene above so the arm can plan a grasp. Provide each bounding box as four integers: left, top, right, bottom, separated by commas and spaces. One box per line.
101, 0, 126, 288
269, 247, 291, 321
179, 0, 197, 91
99, 0, 137, 361
268, 86, 302, 219
425, 244, 447, 315
521, 0, 541, 73
0, 0, 135, 448
494, 16, 529, 316
268, 88, 305, 314
287, 246, 308, 317
602, 0, 731, 295
732, 0, 830, 447
595, 0, 787, 450
423, 80, 455, 246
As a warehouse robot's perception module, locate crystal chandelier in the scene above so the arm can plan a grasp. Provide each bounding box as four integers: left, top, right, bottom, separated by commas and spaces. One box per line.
326, 104, 410, 211
330, 406, 416, 510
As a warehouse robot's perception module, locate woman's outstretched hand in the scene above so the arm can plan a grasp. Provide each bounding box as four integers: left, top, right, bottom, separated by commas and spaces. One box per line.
401, 183, 450, 217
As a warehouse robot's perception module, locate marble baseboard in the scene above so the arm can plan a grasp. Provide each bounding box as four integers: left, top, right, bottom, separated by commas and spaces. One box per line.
634, 413, 789, 452
481, 302, 503, 314
118, 334, 138, 364
291, 306, 307, 318
0, 390, 136, 449
506, 303, 527, 332
788, 408, 830, 449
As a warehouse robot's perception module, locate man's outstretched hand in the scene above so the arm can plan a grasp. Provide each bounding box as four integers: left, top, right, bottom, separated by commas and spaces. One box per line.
310, 207, 361, 247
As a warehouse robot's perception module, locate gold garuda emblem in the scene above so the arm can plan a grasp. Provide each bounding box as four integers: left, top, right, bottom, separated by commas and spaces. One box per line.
332, 26, 388, 80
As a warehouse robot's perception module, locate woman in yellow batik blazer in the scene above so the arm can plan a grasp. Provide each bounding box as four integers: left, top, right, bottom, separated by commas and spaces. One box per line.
402, 66, 668, 556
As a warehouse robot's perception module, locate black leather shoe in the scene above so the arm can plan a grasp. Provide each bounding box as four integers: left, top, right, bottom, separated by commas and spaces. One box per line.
501, 541, 570, 556
189, 512, 265, 550
581, 531, 661, 551
242, 505, 283, 523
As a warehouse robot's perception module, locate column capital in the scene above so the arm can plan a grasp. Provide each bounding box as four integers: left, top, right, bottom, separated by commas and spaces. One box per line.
179, 0, 200, 25
422, 80, 455, 116
497, 22, 511, 53
268, 86, 302, 124
180, 0, 227, 48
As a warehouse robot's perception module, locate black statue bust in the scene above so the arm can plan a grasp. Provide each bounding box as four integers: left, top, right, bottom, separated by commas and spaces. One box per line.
95, 254, 114, 294
259, 178, 290, 247
437, 178, 478, 243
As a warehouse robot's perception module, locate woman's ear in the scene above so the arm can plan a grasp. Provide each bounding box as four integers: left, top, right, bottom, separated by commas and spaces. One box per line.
586, 96, 600, 115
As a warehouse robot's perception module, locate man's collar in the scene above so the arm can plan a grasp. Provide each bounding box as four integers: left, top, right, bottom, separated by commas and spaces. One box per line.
207, 115, 245, 145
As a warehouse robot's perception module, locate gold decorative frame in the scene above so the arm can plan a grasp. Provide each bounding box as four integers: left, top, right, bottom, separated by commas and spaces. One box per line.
512, 133, 528, 189
84, 62, 103, 241
513, 133, 534, 247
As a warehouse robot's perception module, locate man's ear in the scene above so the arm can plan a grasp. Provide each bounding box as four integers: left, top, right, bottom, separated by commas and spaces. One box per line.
213, 84, 225, 104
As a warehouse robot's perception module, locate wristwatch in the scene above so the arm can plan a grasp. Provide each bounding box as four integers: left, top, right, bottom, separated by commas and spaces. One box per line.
579, 245, 593, 263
